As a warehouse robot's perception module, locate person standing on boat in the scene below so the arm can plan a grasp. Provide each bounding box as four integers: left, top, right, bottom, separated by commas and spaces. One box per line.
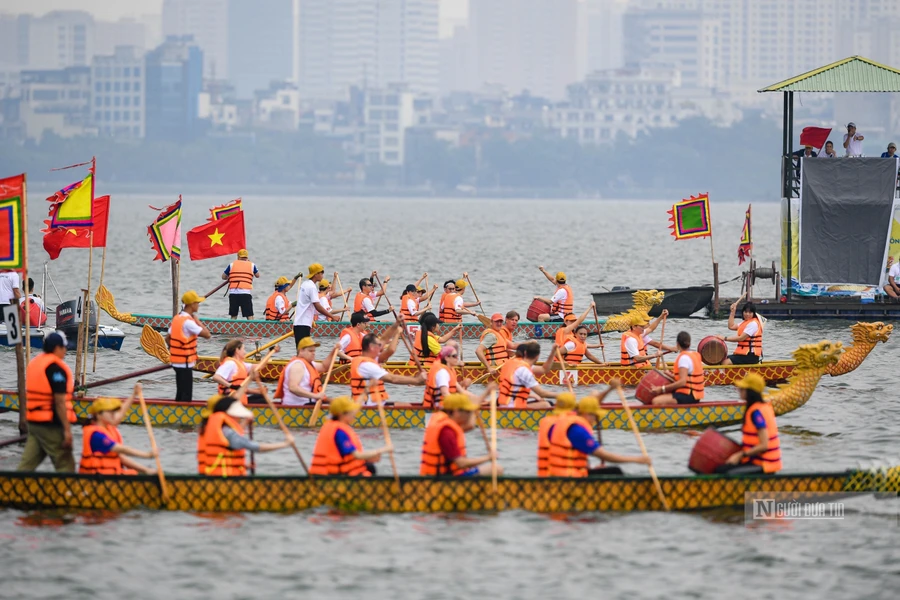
212, 339, 269, 403
264, 276, 295, 321
843, 122, 864, 157
80, 395, 157, 475
222, 249, 260, 320
309, 396, 393, 476
294, 263, 339, 346
650, 331, 705, 405
413, 312, 461, 367
275, 337, 338, 407
17, 332, 76, 472
620, 311, 672, 366
420, 393, 502, 477
535, 267, 573, 322
167, 291, 212, 402
439, 279, 480, 323
353, 276, 392, 321
720, 301, 763, 365
547, 392, 651, 477
720, 374, 782, 474
537, 392, 577, 477
497, 341, 559, 409
350, 333, 425, 406
18, 277, 47, 327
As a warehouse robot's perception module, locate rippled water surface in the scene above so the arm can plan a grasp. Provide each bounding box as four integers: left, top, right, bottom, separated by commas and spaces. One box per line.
1, 195, 898, 599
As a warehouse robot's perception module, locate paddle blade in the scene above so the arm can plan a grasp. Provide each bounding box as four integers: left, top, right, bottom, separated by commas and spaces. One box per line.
476, 314, 492, 328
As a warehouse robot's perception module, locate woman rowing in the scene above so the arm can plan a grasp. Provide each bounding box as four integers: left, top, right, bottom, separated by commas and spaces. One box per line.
79, 394, 157, 475
439, 279, 481, 323
264, 276, 296, 321
555, 303, 604, 367
412, 312, 462, 367
649, 331, 705, 406
719, 374, 782, 474
720, 301, 764, 365
212, 339, 269, 403
534, 267, 573, 322
400, 284, 432, 325
309, 396, 393, 477
315, 278, 350, 322
423, 344, 475, 409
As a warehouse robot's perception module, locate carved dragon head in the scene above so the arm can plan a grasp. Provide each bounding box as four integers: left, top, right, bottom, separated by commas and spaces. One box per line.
792, 340, 843, 371
631, 290, 665, 309
849, 321, 893, 345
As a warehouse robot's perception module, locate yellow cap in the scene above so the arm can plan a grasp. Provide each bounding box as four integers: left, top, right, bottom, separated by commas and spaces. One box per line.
630, 313, 649, 327
318, 279, 330, 290
554, 392, 577, 414
556, 272, 567, 283
577, 396, 608, 420
200, 394, 224, 419
308, 262, 324, 277
442, 393, 478, 411
296, 337, 320, 351
735, 373, 766, 394
455, 279, 468, 289
237, 249, 249, 258
182, 290, 206, 305
275, 276, 290, 286
329, 396, 360, 416
88, 397, 122, 415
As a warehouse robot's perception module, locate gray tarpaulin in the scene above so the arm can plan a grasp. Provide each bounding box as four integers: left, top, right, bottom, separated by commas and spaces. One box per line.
799, 157, 897, 284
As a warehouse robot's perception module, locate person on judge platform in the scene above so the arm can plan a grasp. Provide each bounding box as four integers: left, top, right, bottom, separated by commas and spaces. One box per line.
309, 396, 393, 477
720, 301, 764, 365
649, 331, 705, 406
534, 267, 573, 322
619, 310, 673, 366
80, 395, 157, 475
719, 374, 782, 475
166, 291, 212, 402
221, 249, 260, 319
420, 392, 502, 477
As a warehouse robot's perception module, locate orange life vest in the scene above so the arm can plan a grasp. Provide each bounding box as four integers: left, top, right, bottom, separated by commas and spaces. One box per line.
537, 412, 566, 477
547, 414, 593, 477
264, 291, 290, 321
550, 284, 574, 317
169, 313, 199, 366
498, 358, 533, 408
420, 411, 467, 476
216, 357, 248, 395
200, 412, 247, 477
350, 356, 388, 402
411, 331, 439, 367
423, 362, 458, 409
79, 423, 125, 475
197, 428, 208, 475
741, 402, 782, 473
228, 260, 254, 291
400, 293, 419, 323
673, 350, 705, 399
339, 326, 363, 362
309, 419, 371, 476
25, 352, 76, 424
273, 356, 321, 400
562, 334, 585, 365
620, 330, 646, 366
353, 292, 375, 320
479, 328, 508, 364
19, 296, 47, 327
735, 317, 763, 356
440, 292, 462, 323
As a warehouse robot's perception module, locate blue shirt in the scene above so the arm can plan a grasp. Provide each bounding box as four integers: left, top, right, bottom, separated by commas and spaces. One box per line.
881, 152, 897, 158
547, 422, 601, 455
750, 408, 767, 430
334, 429, 357, 457
89, 430, 117, 454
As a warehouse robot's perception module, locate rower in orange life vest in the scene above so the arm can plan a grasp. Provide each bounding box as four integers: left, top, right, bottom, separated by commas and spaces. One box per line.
420, 392, 502, 477
720, 373, 782, 474
264, 276, 296, 321
337, 311, 368, 363
18, 277, 48, 326
548, 391, 651, 477
536, 392, 576, 477
400, 282, 436, 325
166, 290, 212, 402
534, 267, 573, 322
354, 275, 392, 321
212, 339, 270, 404
497, 341, 560, 409
221, 249, 260, 320
310, 396, 393, 476
476, 313, 514, 374
620, 311, 674, 366
720, 301, 764, 365
276, 337, 339, 406
424, 343, 479, 409
439, 279, 481, 323
80, 392, 157, 475
315, 278, 350, 323
412, 312, 462, 367
350, 332, 425, 406
649, 331, 706, 405
555, 303, 605, 368
198, 395, 294, 477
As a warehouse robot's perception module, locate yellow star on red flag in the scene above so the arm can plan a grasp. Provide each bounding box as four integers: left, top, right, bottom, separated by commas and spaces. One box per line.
208, 228, 224, 246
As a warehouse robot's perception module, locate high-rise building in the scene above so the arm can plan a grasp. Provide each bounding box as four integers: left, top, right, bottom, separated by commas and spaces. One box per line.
26, 11, 95, 70
0, 14, 31, 69
584, 0, 630, 73
91, 46, 146, 139
162, 0, 228, 79
145, 36, 204, 141
95, 19, 148, 57
19, 66, 93, 140
469, 0, 579, 100
377, 0, 440, 95
227, 0, 293, 98
364, 84, 418, 166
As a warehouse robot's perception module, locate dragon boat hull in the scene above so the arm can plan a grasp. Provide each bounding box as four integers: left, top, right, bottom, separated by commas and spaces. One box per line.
0, 469, 896, 513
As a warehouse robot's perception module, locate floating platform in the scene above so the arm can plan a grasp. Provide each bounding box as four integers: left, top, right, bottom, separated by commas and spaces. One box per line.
711, 298, 900, 321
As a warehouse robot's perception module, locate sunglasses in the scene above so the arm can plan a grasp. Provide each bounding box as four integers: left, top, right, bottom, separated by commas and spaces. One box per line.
447, 353, 459, 359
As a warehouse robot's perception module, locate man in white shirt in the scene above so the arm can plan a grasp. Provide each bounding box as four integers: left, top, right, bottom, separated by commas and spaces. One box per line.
819, 141, 837, 158
843, 122, 864, 157
0, 269, 21, 306
293, 262, 338, 346
351, 333, 425, 406
165, 290, 212, 401
18, 277, 47, 326
884, 259, 900, 300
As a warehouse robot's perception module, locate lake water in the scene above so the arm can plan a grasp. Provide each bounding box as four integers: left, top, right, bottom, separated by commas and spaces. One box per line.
1, 194, 898, 599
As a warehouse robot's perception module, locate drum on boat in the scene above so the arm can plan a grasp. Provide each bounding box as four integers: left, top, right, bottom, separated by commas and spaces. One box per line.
688, 428, 742, 474
635, 369, 675, 404
698, 335, 728, 365
526, 298, 551, 322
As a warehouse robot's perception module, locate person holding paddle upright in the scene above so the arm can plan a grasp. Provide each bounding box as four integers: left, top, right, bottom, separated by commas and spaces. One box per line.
166, 291, 212, 402
222, 249, 260, 320
264, 276, 295, 321
310, 396, 393, 477
535, 267, 573, 322
353, 276, 392, 321
439, 279, 480, 323
315, 278, 350, 322
620, 310, 673, 366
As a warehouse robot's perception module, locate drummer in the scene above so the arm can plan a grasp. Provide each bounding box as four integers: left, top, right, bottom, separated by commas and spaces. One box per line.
649, 331, 705, 405
721, 301, 764, 365
720, 374, 782, 474
619, 310, 673, 366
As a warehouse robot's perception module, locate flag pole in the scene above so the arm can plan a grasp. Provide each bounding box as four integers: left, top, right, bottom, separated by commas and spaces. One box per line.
81, 232, 94, 386
91, 161, 105, 372
18, 173, 30, 435
747, 204, 754, 300
708, 198, 719, 315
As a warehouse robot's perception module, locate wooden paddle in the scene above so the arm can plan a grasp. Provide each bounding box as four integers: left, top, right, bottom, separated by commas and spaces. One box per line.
137, 385, 169, 505
463, 272, 492, 327
81, 364, 170, 390
591, 304, 607, 363
203, 280, 228, 299
307, 346, 340, 427
379, 293, 427, 376
377, 400, 400, 492
256, 374, 309, 474
458, 328, 466, 382
373, 273, 389, 310
489, 390, 498, 494
246, 331, 293, 359
555, 347, 575, 394
0, 434, 27, 449
614, 386, 669, 511
656, 314, 667, 369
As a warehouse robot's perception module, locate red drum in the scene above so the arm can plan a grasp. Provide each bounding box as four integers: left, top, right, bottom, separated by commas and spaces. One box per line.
698, 335, 728, 365
634, 370, 675, 404
688, 428, 742, 474
526, 298, 551, 322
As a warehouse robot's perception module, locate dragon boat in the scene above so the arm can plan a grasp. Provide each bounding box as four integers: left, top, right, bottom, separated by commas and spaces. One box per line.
0, 340, 845, 431
0, 467, 896, 513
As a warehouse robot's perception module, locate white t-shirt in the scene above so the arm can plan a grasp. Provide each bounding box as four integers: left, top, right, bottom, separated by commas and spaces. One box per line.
0, 271, 20, 304
224, 262, 258, 295
19, 295, 45, 312
550, 287, 569, 317
274, 294, 287, 315
501, 365, 539, 407
281, 359, 322, 406
453, 295, 464, 313
676, 354, 694, 374
294, 279, 323, 327
358, 360, 388, 406
563, 340, 576, 352
624, 334, 652, 358
405, 297, 419, 317
315, 294, 331, 322
888, 263, 900, 282
214, 359, 253, 383
434, 368, 451, 390
168, 312, 204, 368
361, 296, 376, 313
339, 332, 353, 352
844, 133, 863, 157
741, 321, 759, 337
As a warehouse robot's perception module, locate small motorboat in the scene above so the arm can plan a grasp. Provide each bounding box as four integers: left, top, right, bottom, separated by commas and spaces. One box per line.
592, 286, 715, 317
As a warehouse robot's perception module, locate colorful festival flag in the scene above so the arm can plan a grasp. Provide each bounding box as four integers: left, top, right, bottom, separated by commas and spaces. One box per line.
799, 127, 832, 150
738, 204, 752, 265
668, 194, 712, 240
42, 195, 110, 260
0, 174, 25, 270
208, 198, 242, 221
186, 211, 246, 261
147, 198, 183, 262
46, 173, 94, 229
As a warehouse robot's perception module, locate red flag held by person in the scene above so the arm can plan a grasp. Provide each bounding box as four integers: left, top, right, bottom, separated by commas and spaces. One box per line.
799, 127, 831, 150
42, 194, 110, 260
186, 211, 246, 260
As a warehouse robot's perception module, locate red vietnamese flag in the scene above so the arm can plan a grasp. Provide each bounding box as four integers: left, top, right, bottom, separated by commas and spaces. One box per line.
42, 195, 110, 260
799, 127, 831, 150
186, 211, 246, 260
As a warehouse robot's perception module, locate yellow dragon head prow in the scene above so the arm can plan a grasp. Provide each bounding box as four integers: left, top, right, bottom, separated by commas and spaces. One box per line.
602, 290, 665, 333
825, 321, 893, 377
765, 340, 842, 410
849, 321, 893, 345
791, 340, 843, 371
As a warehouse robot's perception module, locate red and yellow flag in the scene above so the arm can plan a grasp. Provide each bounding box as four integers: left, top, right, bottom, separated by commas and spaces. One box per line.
186, 211, 246, 261
738, 204, 752, 265
0, 174, 25, 269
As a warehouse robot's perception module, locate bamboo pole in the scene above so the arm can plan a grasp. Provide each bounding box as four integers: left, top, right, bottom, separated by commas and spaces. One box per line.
307, 346, 340, 427
91, 242, 108, 372
615, 387, 669, 511
138, 386, 169, 505
490, 390, 498, 494
17, 173, 30, 435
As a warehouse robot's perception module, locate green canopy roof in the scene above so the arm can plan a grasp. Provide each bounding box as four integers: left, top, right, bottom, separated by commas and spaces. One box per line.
759, 56, 900, 93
